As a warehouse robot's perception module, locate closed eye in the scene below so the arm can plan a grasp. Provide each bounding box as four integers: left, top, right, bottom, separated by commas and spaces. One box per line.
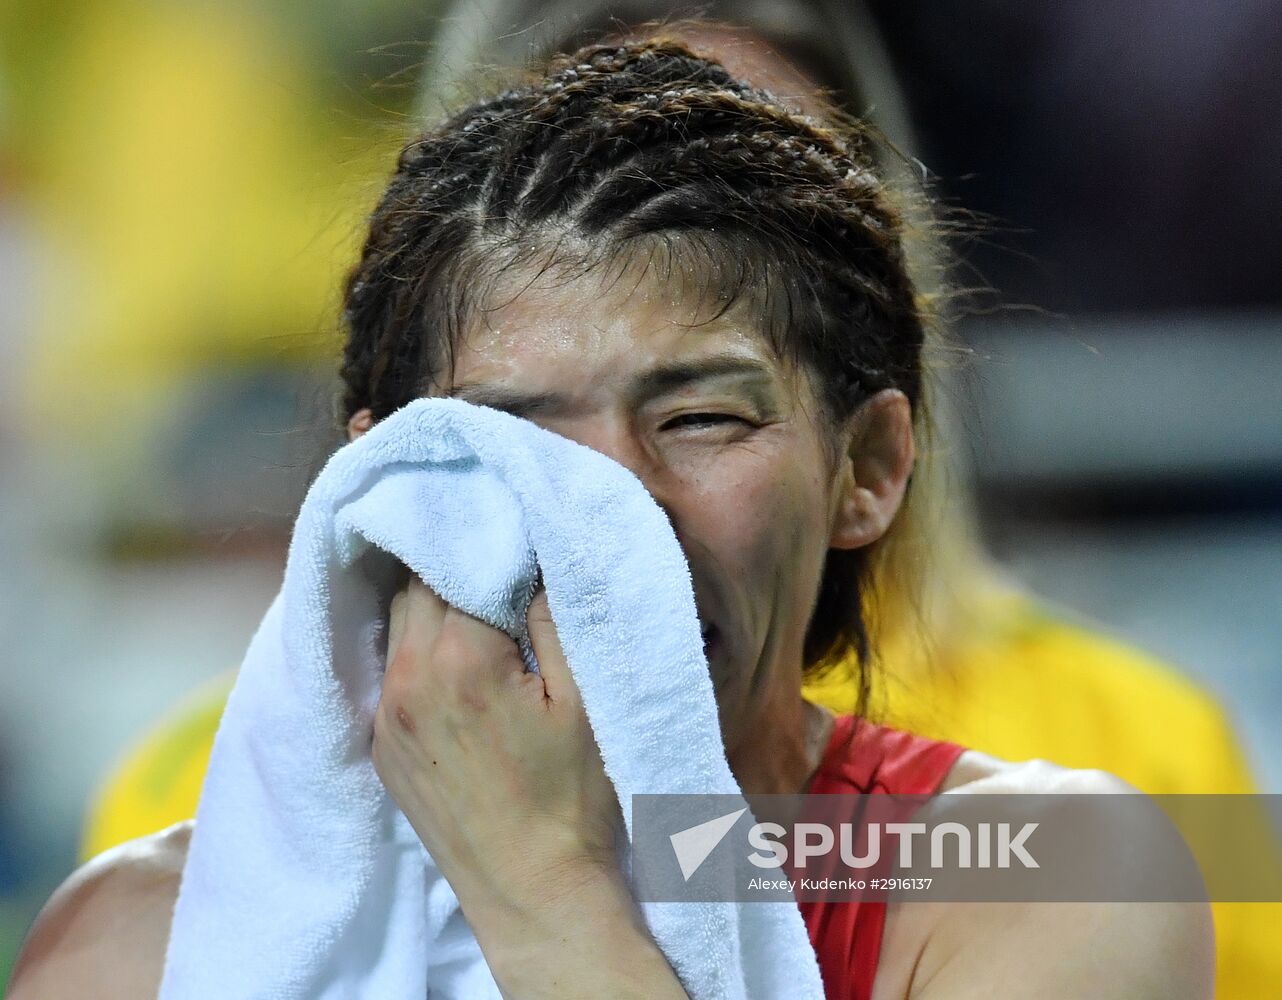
661, 413, 751, 430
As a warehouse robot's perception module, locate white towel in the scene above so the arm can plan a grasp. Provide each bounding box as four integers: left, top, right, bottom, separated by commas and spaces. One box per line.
158, 397, 825, 1000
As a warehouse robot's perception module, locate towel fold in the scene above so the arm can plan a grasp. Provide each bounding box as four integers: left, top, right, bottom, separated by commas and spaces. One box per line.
158, 397, 825, 999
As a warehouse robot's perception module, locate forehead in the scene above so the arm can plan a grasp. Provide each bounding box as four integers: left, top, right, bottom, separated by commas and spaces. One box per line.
445, 263, 807, 398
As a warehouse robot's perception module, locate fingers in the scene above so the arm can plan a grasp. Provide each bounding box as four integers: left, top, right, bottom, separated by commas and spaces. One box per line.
387, 575, 446, 665
526, 588, 576, 704
385, 574, 525, 697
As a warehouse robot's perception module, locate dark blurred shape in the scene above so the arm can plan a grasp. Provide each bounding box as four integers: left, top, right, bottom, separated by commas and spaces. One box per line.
866, 0, 1282, 313
0, 753, 21, 895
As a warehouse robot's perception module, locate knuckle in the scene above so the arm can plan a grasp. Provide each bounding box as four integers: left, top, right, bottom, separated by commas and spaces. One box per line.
431, 626, 477, 671
375, 673, 419, 742
380, 654, 417, 704
421, 634, 486, 712
450, 669, 491, 714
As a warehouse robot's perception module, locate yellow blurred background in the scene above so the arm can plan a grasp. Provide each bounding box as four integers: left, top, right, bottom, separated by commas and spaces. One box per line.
2, 0, 418, 538
0, 0, 426, 980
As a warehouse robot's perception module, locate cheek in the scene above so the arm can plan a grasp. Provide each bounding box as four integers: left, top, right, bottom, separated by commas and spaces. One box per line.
678, 448, 830, 580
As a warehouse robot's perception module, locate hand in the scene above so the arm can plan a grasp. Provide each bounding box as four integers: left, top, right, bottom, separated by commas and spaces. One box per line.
371, 575, 624, 911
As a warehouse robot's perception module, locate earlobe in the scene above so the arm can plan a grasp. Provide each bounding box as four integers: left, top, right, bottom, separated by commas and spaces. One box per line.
828, 390, 915, 551
347, 408, 374, 442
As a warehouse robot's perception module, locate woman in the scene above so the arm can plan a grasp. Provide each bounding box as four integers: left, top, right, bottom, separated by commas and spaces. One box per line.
11, 38, 1212, 999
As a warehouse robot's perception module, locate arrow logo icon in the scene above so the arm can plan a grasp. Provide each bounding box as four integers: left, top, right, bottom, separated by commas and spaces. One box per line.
669, 807, 747, 881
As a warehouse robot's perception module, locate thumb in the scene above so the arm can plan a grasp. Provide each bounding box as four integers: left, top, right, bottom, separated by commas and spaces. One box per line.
525, 588, 578, 704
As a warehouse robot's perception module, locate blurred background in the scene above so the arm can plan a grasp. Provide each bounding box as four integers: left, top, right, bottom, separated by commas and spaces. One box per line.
1, 0, 1279, 988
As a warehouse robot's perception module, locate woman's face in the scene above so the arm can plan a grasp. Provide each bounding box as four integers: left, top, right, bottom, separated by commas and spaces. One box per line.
355, 265, 914, 762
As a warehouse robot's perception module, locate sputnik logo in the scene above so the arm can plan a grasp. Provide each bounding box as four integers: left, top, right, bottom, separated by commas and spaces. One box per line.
669, 807, 748, 880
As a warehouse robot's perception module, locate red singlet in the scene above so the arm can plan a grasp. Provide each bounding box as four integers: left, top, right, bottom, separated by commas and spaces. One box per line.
796, 717, 966, 1000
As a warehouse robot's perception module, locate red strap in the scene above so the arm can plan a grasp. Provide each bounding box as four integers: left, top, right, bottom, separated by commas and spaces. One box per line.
796, 718, 965, 1000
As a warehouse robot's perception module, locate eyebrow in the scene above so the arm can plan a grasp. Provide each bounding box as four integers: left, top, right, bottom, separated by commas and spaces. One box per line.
451, 353, 780, 417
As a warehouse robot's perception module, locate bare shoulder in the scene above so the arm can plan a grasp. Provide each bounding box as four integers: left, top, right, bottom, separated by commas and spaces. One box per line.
938, 748, 1136, 795
6, 821, 190, 1000
873, 756, 1214, 1000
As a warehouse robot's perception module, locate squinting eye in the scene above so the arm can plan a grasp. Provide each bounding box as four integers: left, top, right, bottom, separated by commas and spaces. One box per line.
662, 413, 749, 430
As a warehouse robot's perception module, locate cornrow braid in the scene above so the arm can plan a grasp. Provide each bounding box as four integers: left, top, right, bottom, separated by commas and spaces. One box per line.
339, 37, 936, 701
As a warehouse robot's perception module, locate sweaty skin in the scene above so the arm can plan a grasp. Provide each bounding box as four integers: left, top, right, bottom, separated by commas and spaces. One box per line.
9, 268, 1212, 999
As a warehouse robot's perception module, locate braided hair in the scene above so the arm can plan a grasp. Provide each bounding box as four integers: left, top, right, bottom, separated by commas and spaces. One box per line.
340, 38, 934, 706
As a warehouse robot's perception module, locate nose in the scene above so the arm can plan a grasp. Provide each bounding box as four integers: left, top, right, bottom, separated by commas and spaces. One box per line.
570, 417, 653, 483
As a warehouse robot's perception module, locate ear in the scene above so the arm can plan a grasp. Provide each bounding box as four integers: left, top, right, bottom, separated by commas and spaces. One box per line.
828, 389, 915, 550
347, 408, 374, 442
